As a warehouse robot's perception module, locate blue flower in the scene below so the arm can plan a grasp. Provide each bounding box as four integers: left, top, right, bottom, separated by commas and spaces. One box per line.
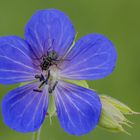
0, 9, 117, 136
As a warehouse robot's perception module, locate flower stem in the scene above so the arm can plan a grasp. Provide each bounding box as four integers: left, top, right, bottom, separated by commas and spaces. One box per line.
32, 127, 42, 140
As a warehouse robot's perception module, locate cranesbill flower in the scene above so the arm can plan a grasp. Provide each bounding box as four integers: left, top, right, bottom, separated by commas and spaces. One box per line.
0, 9, 117, 136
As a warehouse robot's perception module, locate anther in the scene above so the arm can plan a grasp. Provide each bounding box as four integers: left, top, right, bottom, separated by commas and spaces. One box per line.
48, 81, 58, 94
33, 89, 42, 92
33, 70, 51, 92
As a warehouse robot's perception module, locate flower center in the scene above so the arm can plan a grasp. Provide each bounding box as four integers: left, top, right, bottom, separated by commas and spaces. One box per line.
33, 49, 66, 93
33, 64, 60, 94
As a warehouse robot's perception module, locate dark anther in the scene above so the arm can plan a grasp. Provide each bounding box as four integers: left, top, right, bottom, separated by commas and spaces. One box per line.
33, 70, 50, 92
48, 81, 58, 94
35, 74, 45, 81
33, 89, 42, 92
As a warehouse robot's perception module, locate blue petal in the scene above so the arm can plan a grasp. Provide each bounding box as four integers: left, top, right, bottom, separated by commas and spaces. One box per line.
54, 81, 102, 136
25, 9, 75, 57
0, 36, 40, 84
2, 83, 49, 132
60, 34, 117, 80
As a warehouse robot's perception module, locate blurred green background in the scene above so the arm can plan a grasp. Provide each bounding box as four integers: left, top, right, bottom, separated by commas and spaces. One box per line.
0, 0, 140, 140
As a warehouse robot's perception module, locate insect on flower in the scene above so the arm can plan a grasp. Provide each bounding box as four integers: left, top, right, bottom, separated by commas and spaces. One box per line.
40, 50, 59, 71
0, 9, 117, 136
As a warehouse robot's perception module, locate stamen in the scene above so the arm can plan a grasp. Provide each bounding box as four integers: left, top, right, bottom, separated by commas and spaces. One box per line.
33, 89, 42, 92
33, 69, 58, 93
35, 74, 45, 81
48, 81, 58, 94
33, 70, 50, 92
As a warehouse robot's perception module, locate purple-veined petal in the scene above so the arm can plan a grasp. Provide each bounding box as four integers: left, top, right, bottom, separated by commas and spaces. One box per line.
60, 34, 117, 80
54, 81, 102, 136
25, 9, 75, 57
0, 36, 40, 84
2, 82, 49, 133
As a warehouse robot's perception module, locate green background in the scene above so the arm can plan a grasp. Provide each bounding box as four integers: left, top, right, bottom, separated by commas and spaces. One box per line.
0, 0, 139, 140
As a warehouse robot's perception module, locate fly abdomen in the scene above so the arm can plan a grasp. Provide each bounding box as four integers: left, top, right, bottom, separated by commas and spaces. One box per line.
40, 59, 51, 70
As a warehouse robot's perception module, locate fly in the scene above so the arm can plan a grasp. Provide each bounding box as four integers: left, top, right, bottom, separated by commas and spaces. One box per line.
40, 50, 59, 71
